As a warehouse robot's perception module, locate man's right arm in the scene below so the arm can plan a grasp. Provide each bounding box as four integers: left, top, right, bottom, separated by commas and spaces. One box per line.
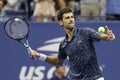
30, 50, 64, 66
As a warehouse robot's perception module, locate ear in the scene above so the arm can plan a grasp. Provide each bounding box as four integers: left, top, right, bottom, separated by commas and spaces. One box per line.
58, 20, 63, 26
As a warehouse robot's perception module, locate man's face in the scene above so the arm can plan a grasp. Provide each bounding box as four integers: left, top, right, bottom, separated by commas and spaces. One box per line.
60, 12, 75, 30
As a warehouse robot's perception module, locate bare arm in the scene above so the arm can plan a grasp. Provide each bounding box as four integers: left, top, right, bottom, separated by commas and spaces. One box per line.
100, 26, 115, 41
30, 50, 64, 66
46, 56, 64, 66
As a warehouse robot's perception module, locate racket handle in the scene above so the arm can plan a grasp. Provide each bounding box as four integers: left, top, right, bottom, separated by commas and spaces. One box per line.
27, 46, 36, 60
27, 46, 33, 54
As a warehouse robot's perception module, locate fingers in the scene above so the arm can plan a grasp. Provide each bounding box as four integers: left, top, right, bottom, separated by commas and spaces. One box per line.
31, 55, 35, 60
33, 50, 40, 57
104, 26, 115, 40
28, 53, 35, 60
105, 26, 109, 31
108, 30, 112, 34
105, 26, 112, 33
28, 50, 40, 60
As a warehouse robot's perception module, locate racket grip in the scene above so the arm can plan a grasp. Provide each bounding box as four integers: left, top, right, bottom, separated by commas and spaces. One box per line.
27, 46, 33, 54
27, 46, 36, 60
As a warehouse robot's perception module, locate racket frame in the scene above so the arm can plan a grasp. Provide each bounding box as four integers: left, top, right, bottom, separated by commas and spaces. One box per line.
4, 17, 33, 55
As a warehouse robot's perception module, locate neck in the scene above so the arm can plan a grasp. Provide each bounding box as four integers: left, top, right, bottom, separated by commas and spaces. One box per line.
65, 28, 74, 41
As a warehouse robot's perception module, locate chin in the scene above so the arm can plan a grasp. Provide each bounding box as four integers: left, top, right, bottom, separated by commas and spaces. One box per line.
70, 25, 74, 28
68, 27, 74, 31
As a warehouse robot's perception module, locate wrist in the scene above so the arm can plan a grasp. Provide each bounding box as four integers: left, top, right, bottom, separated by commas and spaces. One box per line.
38, 53, 47, 61
107, 34, 115, 41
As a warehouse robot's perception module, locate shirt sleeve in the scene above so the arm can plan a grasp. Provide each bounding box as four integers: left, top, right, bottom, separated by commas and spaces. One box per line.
57, 42, 67, 60
84, 27, 101, 42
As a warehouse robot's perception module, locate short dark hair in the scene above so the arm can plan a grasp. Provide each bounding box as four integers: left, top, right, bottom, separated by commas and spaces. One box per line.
57, 8, 73, 21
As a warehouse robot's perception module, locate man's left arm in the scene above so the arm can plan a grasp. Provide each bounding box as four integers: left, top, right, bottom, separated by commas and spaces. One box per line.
100, 26, 115, 41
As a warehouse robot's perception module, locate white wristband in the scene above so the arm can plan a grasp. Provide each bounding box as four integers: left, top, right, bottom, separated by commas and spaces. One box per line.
38, 53, 47, 61
109, 34, 115, 41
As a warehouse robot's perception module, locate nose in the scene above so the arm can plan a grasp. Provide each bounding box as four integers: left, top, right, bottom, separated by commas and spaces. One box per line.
70, 17, 74, 21
70, 18, 74, 23
70, 20, 73, 23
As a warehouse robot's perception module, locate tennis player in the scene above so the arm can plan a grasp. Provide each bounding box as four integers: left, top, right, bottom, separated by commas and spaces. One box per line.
30, 8, 115, 80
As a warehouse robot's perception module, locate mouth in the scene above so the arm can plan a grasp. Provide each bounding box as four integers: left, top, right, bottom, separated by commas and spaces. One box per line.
69, 22, 74, 25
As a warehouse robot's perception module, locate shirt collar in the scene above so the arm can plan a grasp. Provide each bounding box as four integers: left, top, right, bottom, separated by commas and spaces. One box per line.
73, 27, 77, 37
64, 27, 77, 42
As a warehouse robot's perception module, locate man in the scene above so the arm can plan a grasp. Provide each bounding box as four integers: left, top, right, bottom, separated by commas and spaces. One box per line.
49, 66, 68, 80
29, 8, 115, 80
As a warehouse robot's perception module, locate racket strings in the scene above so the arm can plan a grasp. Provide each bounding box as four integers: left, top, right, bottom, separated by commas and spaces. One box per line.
4, 17, 29, 40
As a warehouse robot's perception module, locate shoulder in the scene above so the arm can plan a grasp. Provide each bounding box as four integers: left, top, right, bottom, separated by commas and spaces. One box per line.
59, 38, 66, 49
77, 27, 94, 33
81, 27, 94, 30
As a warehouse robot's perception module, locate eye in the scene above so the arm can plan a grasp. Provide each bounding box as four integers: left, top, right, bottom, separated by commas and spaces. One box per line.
65, 16, 70, 19
71, 16, 74, 18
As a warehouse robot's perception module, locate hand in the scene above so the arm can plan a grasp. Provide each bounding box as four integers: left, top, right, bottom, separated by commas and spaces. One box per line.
28, 50, 40, 60
105, 26, 115, 40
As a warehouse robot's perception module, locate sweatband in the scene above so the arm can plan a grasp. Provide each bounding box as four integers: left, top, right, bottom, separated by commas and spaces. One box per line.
38, 53, 47, 61
109, 34, 115, 41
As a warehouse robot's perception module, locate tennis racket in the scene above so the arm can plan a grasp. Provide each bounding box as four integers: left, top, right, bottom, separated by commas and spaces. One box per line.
4, 17, 34, 58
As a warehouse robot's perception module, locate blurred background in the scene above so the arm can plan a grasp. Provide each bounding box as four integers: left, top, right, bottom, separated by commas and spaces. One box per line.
0, 0, 120, 80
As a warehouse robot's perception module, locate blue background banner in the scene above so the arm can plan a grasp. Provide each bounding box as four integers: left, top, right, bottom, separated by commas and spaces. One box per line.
0, 21, 120, 80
